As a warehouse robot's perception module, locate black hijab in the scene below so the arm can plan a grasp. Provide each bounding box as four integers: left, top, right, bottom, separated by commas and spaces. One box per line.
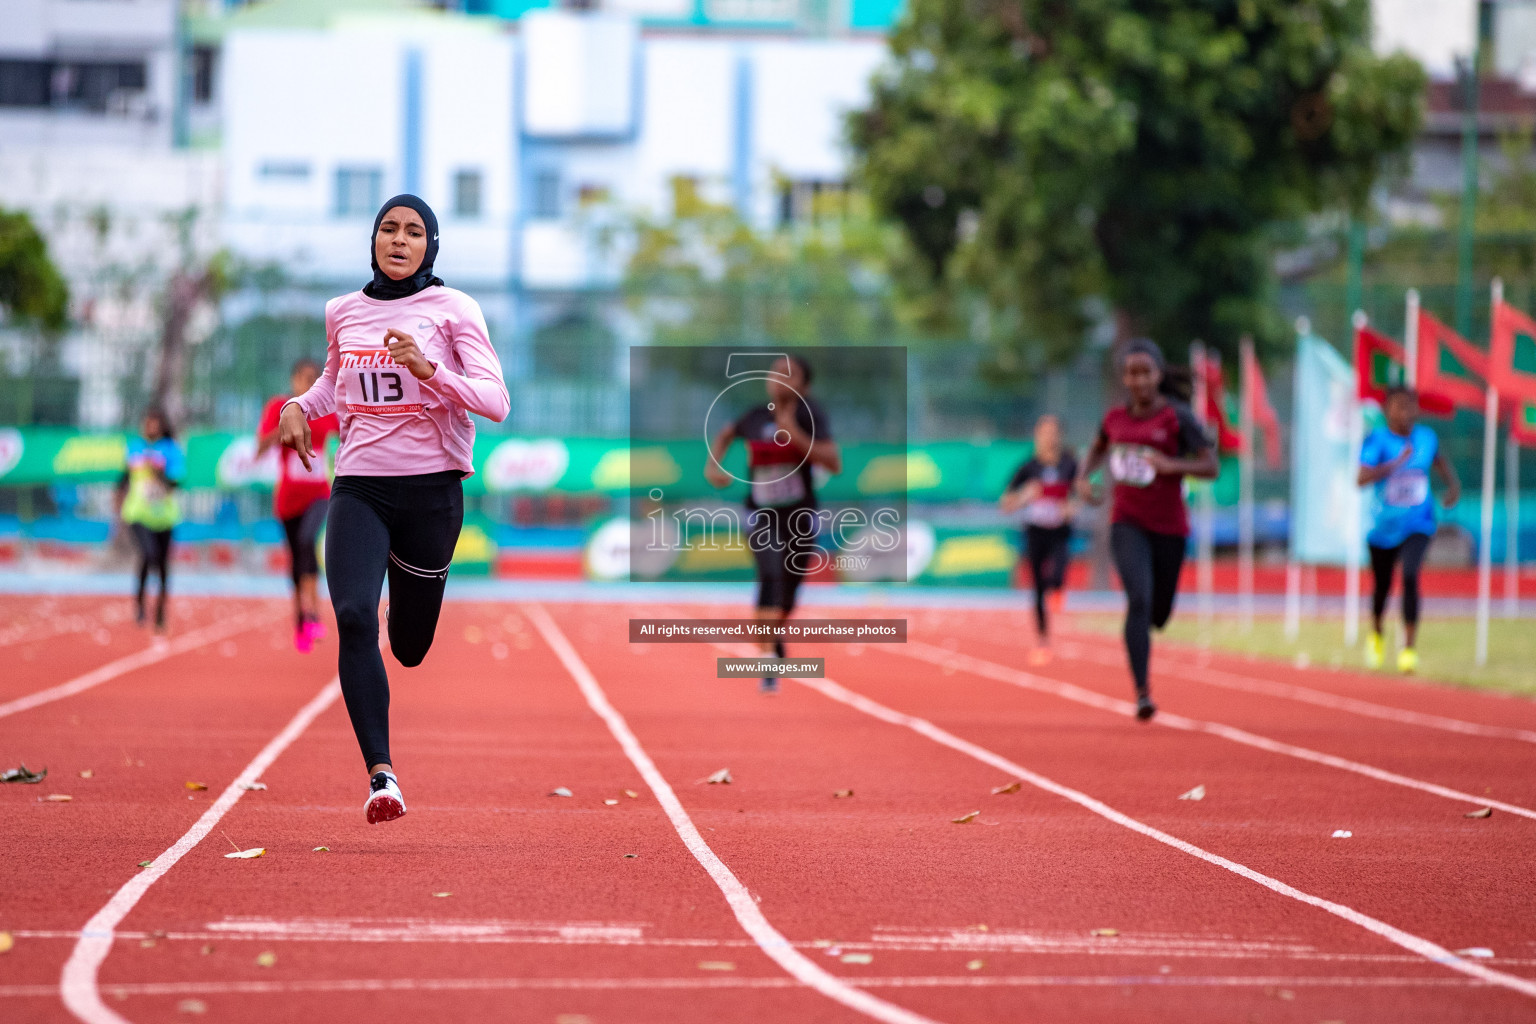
363, 194, 444, 300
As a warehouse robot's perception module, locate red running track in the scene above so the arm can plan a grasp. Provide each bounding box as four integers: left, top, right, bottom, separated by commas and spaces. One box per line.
2, 594, 1535, 1023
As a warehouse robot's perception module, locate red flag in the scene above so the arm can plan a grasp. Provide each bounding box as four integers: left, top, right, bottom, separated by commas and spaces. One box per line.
1192, 349, 1242, 452
1491, 300, 1536, 406
1415, 309, 1485, 416
1244, 354, 1283, 469
1354, 323, 1406, 404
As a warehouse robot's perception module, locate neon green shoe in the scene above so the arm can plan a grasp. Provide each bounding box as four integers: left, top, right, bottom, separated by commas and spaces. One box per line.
1365, 632, 1385, 670
1397, 647, 1419, 674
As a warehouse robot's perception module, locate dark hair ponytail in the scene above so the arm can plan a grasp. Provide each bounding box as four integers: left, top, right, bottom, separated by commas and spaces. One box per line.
1159, 364, 1193, 403
143, 404, 176, 441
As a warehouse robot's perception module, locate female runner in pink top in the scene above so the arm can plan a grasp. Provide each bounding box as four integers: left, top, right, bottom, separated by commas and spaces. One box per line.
279, 193, 509, 823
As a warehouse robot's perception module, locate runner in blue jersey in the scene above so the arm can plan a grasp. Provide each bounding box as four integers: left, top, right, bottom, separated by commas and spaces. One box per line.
1357, 386, 1460, 673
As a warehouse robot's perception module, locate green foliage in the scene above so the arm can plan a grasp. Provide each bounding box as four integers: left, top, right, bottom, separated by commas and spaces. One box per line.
619, 178, 917, 347
0, 209, 68, 333
849, 0, 1426, 365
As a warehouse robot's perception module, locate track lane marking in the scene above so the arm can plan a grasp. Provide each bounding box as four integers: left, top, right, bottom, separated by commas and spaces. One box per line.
784, 668, 1536, 1002
1053, 635, 1536, 745
526, 603, 944, 1024
0, 974, 1494, 999
0, 611, 278, 720
58, 676, 342, 1024
889, 640, 1536, 821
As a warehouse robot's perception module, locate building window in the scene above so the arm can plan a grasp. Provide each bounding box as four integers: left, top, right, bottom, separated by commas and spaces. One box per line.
532, 169, 560, 219
260, 161, 311, 181
0, 59, 146, 111
453, 169, 483, 218
334, 167, 383, 217
777, 179, 849, 226
0, 61, 50, 107
192, 46, 217, 105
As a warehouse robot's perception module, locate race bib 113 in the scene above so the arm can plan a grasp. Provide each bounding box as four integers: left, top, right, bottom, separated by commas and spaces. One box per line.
340, 350, 424, 416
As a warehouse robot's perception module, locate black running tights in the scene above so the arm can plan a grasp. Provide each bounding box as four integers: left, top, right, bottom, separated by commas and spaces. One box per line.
1025, 524, 1071, 637
1369, 533, 1431, 630
326, 472, 463, 769
130, 524, 172, 625
1110, 522, 1187, 696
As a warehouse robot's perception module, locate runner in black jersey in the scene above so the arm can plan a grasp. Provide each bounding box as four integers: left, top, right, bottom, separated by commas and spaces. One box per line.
705, 355, 842, 693
1001, 414, 1078, 664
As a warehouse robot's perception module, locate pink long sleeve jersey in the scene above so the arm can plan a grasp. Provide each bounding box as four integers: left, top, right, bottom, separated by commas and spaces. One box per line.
287, 287, 510, 478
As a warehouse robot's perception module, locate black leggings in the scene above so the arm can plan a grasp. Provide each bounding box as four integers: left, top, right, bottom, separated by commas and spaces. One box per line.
129, 524, 172, 626
1369, 533, 1431, 630
1111, 522, 1187, 696
326, 473, 463, 769
282, 498, 328, 586
749, 508, 817, 613
1024, 525, 1071, 637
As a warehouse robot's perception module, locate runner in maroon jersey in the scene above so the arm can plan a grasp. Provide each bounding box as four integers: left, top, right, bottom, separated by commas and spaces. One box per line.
258, 358, 339, 652
1079, 339, 1218, 719
1000, 414, 1078, 664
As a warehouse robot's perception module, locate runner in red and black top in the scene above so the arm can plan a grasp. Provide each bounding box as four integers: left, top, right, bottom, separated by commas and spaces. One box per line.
1000, 414, 1077, 664
258, 358, 339, 653
1079, 339, 1218, 719
705, 355, 841, 694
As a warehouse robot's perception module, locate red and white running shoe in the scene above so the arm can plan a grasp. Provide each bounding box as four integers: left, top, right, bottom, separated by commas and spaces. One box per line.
366, 771, 407, 824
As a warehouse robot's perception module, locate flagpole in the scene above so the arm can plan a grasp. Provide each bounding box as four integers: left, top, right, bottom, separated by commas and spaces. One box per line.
1284, 319, 1307, 641
1477, 279, 1502, 667
1346, 311, 1367, 648
1507, 429, 1520, 618
1404, 288, 1420, 387
1239, 336, 1256, 632
1192, 341, 1215, 629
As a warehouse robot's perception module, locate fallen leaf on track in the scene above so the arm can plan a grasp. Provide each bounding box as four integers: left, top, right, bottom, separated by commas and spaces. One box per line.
966, 959, 984, 971
549, 787, 573, 797
138, 860, 153, 868
833, 789, 854, 798
312, 846, 329, 852
237, 781, 267, 792
255, 951, 276, 968
1178, 785, 1206, 802
184, 782, 208, 791
991, 781, 1021, 795
433, 892, 452, 898
697, 961, 735, 971
1465, 806, 1493, 819
702, 769, 732, 785
1455, 947, 1495, 958
79, 769, 93, 779
43, 793, 72, 802
0, 932, 13, 954
223, 848, 265, 860
1330, 830, 1352, 838
1, 764, 46, 784
623, 789, 639, 799
177, 998, 207, 1015
199, 944, 214, 956
841, 953, 873, 964
951, 810, 980, 824
1091, 929, 1118, 937
604, 799, 619, 806
623, 853, 638, 859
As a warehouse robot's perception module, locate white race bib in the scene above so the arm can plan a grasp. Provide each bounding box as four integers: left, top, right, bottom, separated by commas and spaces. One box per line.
340, 349, 424, 416
1108, 445, 1156, 487
751, 465, 808, 507
1384, 469, 1429, 508
1025, 497, 1066, 527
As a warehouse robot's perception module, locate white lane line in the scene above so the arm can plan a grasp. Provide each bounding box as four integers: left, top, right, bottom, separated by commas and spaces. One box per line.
0, 975, 1490, 999
892, 641, 1536, 821
59, 676, 342, 1024
0, 612, 273, 720
1055, 636, 1536, 746
792, 671, 1536, 1002
525, 603, 943, 1024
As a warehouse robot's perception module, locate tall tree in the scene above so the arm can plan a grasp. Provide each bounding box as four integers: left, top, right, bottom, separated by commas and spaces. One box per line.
849, 0, 1426, 365
0, 209, 68, 334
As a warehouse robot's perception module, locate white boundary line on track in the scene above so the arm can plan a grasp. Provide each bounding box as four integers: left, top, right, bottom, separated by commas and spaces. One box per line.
0, 975, 1490, 999
788, 671, 1536, 1002
1054, 636, 1536, 746
525, 603, 943, 1024
0, 612, 272, 720
892, 641, 1536, 822
59, 676, 342, 1024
